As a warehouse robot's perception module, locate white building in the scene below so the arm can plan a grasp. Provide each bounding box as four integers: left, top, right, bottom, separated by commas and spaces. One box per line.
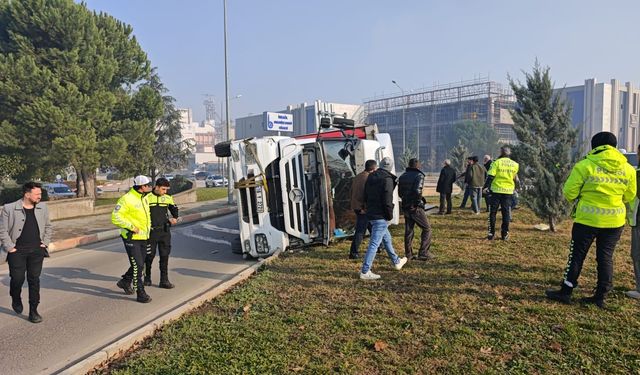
559, 79, 640, 152
235, 100, 364, 139
179, 108, 217, 166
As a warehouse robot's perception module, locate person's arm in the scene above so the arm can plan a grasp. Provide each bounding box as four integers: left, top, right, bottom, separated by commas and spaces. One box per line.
111, 198, 137, 233
623, 167, 638, 204
166, 195, 179, 224
562, 163, 586, 202
41, 204, 53, 247
383, 177, 395, 221
0, 205, 16, 251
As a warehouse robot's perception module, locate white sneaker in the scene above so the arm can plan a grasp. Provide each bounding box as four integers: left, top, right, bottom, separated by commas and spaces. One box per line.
360, 271, 381, 280
625, 290, 640, 299
394, 257, 408, 270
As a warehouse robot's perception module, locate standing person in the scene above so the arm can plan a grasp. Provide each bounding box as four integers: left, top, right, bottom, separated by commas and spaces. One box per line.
398, 158, 434, 261
144, 178, 179, 288
483, 146, 519, 241
546, 132, 636, 308
349, 159, 377, 259
359, 157, 408, 280
112, 175, 153, 303
469, 156, 487, 215
0, 182, 52, 323
436, 159, 457, 215
458, 157, 474, 208
483, 155, 493, 212
626, 144, 640, 300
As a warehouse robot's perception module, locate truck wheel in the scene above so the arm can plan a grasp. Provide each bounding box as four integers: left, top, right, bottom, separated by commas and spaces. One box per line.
231, 236, 243, 254
242, 252, 254, 260
214, 141, 232, 157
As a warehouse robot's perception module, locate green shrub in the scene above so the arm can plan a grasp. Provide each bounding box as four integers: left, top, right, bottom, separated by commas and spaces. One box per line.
170, 176, 193, 195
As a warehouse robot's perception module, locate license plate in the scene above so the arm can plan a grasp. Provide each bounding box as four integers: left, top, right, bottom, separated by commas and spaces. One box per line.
255, 185, 264, 213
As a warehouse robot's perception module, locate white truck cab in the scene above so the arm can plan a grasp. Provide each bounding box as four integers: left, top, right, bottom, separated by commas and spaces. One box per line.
216, 117, 397, 259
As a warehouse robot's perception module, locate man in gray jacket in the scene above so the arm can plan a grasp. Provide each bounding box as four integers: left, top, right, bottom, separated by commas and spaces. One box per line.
0, 182, 52, 323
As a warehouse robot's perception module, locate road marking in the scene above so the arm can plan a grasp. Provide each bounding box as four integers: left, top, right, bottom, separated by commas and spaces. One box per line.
200, 223, 240, 235
180, 228, 232, 246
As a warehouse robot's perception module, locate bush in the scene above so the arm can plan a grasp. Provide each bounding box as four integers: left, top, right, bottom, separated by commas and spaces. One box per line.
170, 176, 193, 195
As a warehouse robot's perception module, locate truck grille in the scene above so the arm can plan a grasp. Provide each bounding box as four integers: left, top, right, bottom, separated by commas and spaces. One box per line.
284, 154, 309, 237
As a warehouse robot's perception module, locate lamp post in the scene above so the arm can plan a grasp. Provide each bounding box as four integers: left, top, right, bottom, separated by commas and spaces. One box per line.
223, 0, 234, 204
414, 112, 421, 161
392, 80, 406, 152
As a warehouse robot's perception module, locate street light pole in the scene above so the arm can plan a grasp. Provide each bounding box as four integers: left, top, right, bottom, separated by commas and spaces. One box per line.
415, 113, 420, 161
223, 0, 234, 205
392, 80, 406, 152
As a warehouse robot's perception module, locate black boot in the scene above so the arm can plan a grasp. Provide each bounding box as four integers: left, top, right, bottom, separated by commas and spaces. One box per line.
12, 298, 23, 314
158, 256, 175, 289
136, 289, 152, 303
580, 288, 606, 309
144, 261, 153, 286
545, 283, 573, 304
117, 278, 134, 295
28, 304, 42, 323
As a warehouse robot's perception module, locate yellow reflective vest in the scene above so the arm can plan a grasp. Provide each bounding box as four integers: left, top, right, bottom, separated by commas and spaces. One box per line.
564, 145, 636, 228
488, 157, 519, 194
111, 188, 151, 240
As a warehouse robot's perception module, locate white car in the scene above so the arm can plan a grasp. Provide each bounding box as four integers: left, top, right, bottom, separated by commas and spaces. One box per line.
205, 174, 228, 187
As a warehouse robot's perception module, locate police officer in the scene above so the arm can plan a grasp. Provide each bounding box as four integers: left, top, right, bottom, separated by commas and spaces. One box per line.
546, 132, 636, 308
112, 175, 153, 303
144, 177, 179, 288
483, 146, 519, 240
398, 158, 433, 260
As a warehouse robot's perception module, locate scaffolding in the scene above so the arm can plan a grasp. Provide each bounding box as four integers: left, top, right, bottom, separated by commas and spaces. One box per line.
363, 77, 517, 171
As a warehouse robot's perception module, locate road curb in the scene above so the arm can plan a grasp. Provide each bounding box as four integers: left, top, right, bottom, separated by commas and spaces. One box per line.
60, 249, 281, 375
47, 206, 237, 254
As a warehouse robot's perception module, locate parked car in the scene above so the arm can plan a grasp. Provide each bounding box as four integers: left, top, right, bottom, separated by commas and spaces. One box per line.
205, 174, 228, 187
43, 183, 76, 199
194, 171, 208, 180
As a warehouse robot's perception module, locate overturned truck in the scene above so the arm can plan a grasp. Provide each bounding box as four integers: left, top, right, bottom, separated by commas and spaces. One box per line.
215, 116, 398, 259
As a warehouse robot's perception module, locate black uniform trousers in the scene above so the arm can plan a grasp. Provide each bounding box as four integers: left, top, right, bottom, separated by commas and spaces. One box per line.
488, 193, 512, 237
145, 228, 172, 280
403, 207, 432, 258
563, 222, 623, 295
8, 247, 44, 307
122, 238, 147, 292
438, 193, 452, 214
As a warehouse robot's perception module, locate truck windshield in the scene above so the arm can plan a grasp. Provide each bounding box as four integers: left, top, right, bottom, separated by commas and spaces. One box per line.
322, 140, 357, 236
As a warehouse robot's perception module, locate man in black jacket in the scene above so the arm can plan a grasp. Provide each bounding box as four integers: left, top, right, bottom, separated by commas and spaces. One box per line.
398, 158, 433, 261
436, 159, 457, 214
359, 157, 408, 280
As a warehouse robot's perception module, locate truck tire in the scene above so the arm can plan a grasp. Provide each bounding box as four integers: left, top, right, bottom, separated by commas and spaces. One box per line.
231, 236, 243, 254
214, 141, 232, 157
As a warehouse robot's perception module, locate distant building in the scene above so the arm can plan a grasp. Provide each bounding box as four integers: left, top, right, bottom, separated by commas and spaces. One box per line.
558, 79, 640, 152
235, 101, 364, 139
179, 108, 216, 166
364, 78, 517, 171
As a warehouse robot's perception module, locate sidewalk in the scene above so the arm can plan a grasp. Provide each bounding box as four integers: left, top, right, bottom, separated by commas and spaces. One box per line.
48, 198, 237, 253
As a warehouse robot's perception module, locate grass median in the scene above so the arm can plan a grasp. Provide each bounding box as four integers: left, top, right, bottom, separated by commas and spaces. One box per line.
99, 206, 640, 374
196, 187, 228, 202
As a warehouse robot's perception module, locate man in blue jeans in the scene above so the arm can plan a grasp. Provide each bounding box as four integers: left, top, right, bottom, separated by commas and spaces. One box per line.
360, 157, 408, 280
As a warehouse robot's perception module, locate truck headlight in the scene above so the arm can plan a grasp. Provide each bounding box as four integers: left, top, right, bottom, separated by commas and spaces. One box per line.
255, 234, 270, 254
244, 240, 251, 252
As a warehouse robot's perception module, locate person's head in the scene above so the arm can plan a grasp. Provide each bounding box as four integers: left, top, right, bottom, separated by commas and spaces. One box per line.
408, 158, 421, 169
466, 157, 473, 165
483, 154, 491, 163
364, 159, 377, 172
153, 177, 171, 196
22, 182, 42, 205
471, 156, 479, 163
500, 146, 511, 158
133, 175, 153, 194
591, 131, 617, 149
379, 157, 393, 172
443, 159, 451, 167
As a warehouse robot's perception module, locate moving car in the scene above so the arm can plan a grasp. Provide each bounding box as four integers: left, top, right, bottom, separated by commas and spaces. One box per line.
205, 175, 228, 187
42, 183, 76, 199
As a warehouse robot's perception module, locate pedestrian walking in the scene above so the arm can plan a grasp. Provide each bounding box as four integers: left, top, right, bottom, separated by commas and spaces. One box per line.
546, 132, 636, 308
349, 159, 377, 259
626, 144, 640, 300
483, 146, 519, 240
458, 157, 473, 208
112, 175, 153, 303
359, 157, 408, 280
483, 155, 493, 212
0, 182, 52, 323
469, 156, 487, 214
436, 159, 457, 214
144, 178, 179, 288
398, 158, 434, 261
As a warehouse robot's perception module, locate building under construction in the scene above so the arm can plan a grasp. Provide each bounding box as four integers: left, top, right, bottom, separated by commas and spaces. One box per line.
364, 78, 517, 171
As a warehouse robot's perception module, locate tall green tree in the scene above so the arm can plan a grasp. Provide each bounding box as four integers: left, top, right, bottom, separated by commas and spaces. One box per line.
449, 140, 469, 190
509, 62, 579, 232
0, 0, 154, 197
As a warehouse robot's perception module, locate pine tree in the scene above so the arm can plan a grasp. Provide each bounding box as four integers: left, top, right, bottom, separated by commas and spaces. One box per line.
449, 140, 469, 189
509, 62, 579, 232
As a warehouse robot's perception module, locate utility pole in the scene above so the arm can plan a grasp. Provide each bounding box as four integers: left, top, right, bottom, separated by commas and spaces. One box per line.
223, 0, 234, 205
392, 80, 406, 152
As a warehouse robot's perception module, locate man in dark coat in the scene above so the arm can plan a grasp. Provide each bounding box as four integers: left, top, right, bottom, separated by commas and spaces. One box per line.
359, 157, 408, 280
436, 159, 457, 214
398, 158, 433, 261
348, 159, 377, 259
483, 155, 493, 212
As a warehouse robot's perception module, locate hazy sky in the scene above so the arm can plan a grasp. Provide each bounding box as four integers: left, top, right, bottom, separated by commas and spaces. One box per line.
83, 0, 640, 123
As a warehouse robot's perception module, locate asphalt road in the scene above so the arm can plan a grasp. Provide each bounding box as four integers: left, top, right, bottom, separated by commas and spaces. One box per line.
0, 213, 250, 375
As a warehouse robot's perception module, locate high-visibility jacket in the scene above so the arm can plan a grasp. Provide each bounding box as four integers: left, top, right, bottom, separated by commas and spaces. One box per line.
146, 192, 179, 228
487, 157, 519, 194
564, 145, 636, 228
111, 188, 151, 240
625, 167, 640, 226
